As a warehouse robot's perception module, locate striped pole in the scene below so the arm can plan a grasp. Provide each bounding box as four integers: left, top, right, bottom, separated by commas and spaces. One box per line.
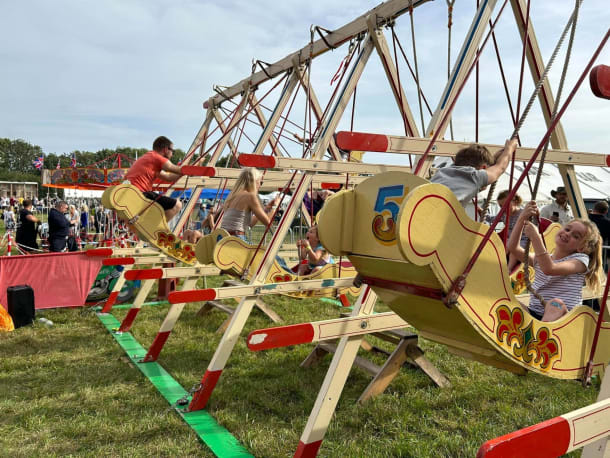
141, 277, 198, 362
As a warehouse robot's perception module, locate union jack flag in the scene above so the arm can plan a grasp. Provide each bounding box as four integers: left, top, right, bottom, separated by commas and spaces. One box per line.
70, 153, 77, 168
33, 155, 44, 170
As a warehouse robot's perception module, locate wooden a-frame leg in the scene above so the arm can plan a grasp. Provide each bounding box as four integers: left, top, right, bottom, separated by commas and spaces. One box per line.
581, 365, 610, 457
118, 278, 156, 332
357, 337, 450, 404
140, 277, 198, 362
255, 297, 282, 323
100, 264, 134, 313
405, 343, 451, 389
294, 287, 377, 457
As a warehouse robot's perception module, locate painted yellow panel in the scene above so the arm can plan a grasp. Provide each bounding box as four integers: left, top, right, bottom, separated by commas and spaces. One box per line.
318, 172, 610, 380
213, 236, 360, 298
102, 184, 197, 265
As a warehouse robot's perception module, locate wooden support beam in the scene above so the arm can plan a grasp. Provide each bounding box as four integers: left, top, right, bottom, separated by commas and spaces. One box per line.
368, 15, 420, 137
417, 0, 500, 177
239, 153, 411, 174
479, 397, 610, 458
335, 131, 610, 167
510, 0, 588, 218
251, 73, 299, 156
169, 168, 368, 191
169, 277, 355, 304
294, 62, 343, 160
208, 0, 432, 106
125, 265, 220, 280
247, 311, 407, 351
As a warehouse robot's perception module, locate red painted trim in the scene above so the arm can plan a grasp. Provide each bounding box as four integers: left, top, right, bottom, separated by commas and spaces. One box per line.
590, 64, 610, 99
294, 440, 323, 458
125, 268, 164, 280
168, 289, 216, 304
238, 153, 276, 168
335, 131, 389, 152
188, 369, 222, 411
180, 165, 216, 177
321, 182, 341, 190
103, 257, 135, 266
86, 248, 113, 257
142, 331, 171, 362
477, 416, 569, 458
101, 291, 120, 313
119, 308, 140, 332
339, 294, 351, 307
362, 275, 443, 300
247, 323, 315, 351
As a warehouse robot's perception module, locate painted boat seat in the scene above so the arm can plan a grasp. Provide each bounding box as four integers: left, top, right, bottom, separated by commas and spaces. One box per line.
102, 183, 197, 265
317, 171, 610, 380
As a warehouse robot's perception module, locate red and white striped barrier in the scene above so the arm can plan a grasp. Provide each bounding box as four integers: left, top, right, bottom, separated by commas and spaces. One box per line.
477, 397, 610, 458
6, 233, 12, 256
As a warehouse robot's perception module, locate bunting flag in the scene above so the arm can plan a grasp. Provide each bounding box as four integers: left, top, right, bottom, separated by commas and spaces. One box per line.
33, 155, 44, 170
70, 153, 77, 168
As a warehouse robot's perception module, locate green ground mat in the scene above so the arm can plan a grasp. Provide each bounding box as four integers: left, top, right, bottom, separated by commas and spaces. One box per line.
97, 312, 253, 458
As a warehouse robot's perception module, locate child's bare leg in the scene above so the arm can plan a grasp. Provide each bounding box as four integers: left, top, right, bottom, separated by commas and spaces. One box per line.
541, 298, 568, 322
297, 263, 309, 276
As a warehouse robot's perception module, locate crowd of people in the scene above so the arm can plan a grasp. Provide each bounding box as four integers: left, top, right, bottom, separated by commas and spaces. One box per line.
1, 196, 119, 253
3, 134, 610, 327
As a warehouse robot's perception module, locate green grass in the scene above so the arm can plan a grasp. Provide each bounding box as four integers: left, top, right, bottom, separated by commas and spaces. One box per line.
0, 279, 600, 457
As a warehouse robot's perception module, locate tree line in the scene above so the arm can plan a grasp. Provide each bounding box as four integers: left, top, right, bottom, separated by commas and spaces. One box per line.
0, 137, 190, 185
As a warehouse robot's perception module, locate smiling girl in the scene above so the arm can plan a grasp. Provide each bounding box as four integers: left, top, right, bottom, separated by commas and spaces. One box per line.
507, 201, 604, 322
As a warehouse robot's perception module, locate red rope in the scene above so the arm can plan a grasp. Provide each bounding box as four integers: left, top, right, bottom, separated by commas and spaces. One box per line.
444, 29, 610, 303
515, 0, 532, 126
413, 0, 510, 175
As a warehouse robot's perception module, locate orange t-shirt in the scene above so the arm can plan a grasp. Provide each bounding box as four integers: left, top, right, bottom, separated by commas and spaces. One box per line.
125, 151, 168, 192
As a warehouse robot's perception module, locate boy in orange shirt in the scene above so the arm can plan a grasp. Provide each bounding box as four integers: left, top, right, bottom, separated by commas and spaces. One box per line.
125, 136, 184, 221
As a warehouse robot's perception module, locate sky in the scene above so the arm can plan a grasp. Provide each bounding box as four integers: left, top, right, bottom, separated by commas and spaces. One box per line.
1, 0, 609, 161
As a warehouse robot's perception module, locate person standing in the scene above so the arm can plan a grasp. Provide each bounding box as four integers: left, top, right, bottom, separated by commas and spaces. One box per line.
16, 199, 39, 253
589, 200, 610, 270
589, 201, 610, 244
539, 186, 573, 225
124, 136, 184, 221
48, 201, 70, 252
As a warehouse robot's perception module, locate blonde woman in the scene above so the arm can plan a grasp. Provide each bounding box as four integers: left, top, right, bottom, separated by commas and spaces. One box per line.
220, 167, 280, 240
67, 204, 80, 233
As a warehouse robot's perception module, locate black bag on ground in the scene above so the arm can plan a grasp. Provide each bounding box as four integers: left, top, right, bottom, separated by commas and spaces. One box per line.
67, 235, 78, 252
7, 285, 35, 328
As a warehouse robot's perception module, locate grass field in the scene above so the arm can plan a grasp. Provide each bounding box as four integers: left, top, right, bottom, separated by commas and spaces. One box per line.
0, 275, 600, 457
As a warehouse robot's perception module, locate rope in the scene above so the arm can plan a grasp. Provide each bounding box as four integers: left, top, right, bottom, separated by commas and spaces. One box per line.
443, 24, 608, 308
478, 1, 581, 220
391, 23, 413, 138
413, 0, 511, 176
446, 0, 456, 141
522, 0, 581, 306
409, 0, 426, 135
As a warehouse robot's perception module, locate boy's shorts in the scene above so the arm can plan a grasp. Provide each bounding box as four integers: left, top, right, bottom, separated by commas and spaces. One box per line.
143, 191, 177, 211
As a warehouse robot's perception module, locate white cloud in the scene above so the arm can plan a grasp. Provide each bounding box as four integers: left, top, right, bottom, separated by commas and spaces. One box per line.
1, 0, 609, 160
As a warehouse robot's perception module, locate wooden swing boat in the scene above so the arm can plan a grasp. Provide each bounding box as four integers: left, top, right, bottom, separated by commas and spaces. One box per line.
317, 171, 610, 380
201, 233, 361, 298
101, 183, 198, 265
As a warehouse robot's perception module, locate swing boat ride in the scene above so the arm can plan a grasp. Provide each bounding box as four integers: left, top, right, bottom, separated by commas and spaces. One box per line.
87, 0, 610, 456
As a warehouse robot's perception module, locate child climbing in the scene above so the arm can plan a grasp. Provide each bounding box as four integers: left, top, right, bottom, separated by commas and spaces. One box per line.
507, 201, 604, 321
297, 225, 334, 276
